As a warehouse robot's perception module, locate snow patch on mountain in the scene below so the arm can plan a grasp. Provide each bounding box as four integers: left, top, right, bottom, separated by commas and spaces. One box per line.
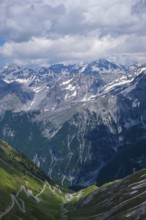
61, 78, 73, 85
64, 84, 76, 91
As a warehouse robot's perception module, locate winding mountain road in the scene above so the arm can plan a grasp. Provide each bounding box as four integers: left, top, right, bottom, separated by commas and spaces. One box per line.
0, 182, 48, 219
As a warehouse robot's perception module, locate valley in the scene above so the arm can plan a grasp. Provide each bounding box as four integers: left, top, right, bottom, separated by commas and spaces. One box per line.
1, 140, 146, 219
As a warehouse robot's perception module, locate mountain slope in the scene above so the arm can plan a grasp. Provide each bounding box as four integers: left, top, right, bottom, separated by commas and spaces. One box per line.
67, 169, 146, 220
0, 140, 65, 220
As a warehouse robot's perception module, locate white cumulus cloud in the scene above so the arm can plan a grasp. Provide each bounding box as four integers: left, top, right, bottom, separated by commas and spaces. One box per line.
0, 0, 146, 66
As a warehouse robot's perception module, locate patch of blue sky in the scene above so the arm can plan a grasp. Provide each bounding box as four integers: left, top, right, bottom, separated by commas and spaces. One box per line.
0, 38, 6, 45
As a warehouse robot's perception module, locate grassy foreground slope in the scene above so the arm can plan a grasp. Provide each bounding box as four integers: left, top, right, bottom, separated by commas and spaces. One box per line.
0, 139, 66, 220
1, 139, 146, 220
0, 140, 97, 220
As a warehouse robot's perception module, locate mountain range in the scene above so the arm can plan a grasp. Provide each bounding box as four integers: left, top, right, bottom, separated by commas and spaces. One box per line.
0, 59, 146, 188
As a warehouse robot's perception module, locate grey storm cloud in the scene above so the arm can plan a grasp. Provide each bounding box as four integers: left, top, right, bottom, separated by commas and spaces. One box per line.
132, 0, 146, 14
0, 0, 146, 66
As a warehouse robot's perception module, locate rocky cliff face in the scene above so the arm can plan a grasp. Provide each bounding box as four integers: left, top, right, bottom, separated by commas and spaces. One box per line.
0, 59, 146, 187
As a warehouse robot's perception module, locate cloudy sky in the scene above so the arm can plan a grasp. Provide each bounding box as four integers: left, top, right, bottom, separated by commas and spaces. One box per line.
0, 0, 146, 66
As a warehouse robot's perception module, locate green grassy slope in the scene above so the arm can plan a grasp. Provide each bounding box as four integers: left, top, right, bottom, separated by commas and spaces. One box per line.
0, 140, 65, 220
